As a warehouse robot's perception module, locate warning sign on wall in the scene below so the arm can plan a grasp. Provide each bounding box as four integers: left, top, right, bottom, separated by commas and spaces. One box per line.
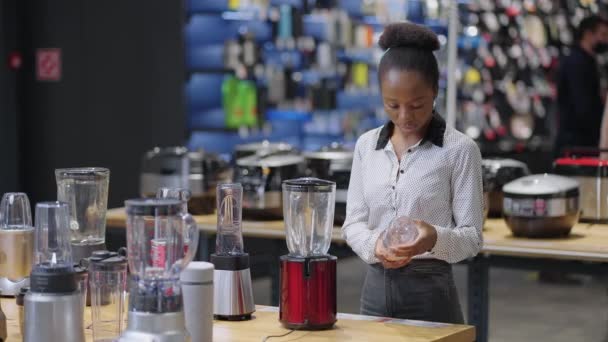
36, 48, 61, 81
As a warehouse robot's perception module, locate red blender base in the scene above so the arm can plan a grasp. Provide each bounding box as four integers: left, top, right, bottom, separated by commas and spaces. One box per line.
279, 255, 337, 330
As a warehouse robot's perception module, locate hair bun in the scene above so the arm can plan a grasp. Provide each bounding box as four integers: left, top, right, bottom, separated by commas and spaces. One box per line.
378, 22, 440, 51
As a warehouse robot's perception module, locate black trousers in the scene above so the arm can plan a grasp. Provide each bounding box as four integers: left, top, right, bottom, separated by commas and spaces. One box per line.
360, 259, 464, 324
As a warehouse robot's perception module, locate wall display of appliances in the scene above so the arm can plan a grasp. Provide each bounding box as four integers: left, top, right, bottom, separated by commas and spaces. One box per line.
185, 0, 453, 153
456, 0, 608, 154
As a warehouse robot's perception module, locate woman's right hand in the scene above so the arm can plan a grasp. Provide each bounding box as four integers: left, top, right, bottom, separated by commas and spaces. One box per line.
375, 233, 411, 269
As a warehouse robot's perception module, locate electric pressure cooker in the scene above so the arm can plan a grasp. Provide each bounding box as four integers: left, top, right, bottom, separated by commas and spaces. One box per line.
554, 156, 608, 223
482, 158, 530, 217
233, 141, 294, 161
140, 147, 231, 215
234, 153, 306, 220
503, 174, 580, 238
303, 145, 353, 225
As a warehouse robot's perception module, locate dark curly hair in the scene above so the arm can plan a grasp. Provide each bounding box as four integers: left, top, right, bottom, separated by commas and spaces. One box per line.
378, 22, 440, 92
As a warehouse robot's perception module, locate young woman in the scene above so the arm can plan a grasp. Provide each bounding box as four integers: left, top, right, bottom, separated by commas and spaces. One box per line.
342, 22, 483, 324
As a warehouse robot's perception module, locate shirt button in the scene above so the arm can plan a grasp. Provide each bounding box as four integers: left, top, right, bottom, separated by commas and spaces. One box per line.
400, 170, 404, 174
407, 149, 412, 153
392, 186, 395, 190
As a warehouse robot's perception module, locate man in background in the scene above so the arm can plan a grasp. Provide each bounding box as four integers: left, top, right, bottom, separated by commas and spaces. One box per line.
555, 15, 608, 158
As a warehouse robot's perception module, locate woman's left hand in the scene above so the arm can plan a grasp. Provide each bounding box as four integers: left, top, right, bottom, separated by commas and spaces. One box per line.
389, 220, 438, 262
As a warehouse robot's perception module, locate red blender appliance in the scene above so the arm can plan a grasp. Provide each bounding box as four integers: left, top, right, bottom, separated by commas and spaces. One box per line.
280, 178, 337, 330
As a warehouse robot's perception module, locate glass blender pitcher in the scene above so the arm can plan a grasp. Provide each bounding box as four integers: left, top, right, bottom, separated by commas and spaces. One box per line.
280, 178, 337, 330
118, 198, 198, 342
56, 167, 110, 261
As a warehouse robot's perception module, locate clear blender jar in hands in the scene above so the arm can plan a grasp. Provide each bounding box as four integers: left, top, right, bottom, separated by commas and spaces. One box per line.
25, 202, 85, 342
280, 178, 337, 330
56, 167, 110, 261
211, 183, 255, 321
0, 193, 34, 296
119, 198, 198, 342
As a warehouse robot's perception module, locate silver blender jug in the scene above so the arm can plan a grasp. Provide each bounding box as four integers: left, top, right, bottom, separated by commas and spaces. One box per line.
56, 167, 110, 262
118, 198, 199, 342
25, 202, 85, 342
0, 193, 34, 296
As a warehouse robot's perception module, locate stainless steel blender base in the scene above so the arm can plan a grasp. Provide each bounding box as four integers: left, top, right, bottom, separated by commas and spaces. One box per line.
213, 269, 255, 320
24, 292, 85, 342
119, 311, 190, 342
0, 277, 29, 297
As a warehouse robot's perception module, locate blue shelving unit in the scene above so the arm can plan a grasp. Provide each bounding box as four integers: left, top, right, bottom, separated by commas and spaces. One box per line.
184, 0, 450, 153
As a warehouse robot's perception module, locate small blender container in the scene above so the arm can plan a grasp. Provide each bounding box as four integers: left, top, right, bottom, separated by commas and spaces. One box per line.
25, 201, 85, 342
211, 183, 255, 320
89, 251, 128, 342
55, 167, 110, 261
0, 192, 34, 296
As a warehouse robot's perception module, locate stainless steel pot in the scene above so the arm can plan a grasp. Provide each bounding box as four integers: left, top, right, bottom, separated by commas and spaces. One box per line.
482, 158, 530, 217
233, 141, 294, 161
140, 147, 232, 215
234, 153, 305, 220
503, 174, 580, 238
303, 145, 353, 225
554, 157, 608, 223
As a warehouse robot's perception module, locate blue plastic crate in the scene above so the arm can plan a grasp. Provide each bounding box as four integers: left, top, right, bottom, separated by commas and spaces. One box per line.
187, 0, 230, 14
186, 74, 225, 111
186, 44, 224, 70
186, 14, 272, 46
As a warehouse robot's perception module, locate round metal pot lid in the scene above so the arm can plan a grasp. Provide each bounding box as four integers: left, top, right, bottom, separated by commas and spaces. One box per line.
235, 141, 292, 152
503, 174, 579, 196
144, 146, 189, 158
482, 158, 529, 171
236, 154, 305, 167
282, 177, 336, 192
303, 151, 354, 160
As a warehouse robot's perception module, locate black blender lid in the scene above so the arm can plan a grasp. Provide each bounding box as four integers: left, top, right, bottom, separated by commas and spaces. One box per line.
282, 177, 336, 192
125, 198, 182, 216
30, 263, 78, 293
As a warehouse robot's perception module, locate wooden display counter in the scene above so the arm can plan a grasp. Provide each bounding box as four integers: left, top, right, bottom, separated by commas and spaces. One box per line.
107, 208, 608, 261
106, 208, 608, 342
1, 299, 475, 341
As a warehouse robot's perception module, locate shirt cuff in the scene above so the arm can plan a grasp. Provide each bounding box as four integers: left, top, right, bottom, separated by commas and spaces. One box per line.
429, 224, 449, 258
364, 228, 385, 264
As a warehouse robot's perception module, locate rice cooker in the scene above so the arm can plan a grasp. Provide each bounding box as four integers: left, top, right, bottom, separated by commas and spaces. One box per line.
139, 147, 232, 215
233, 141, 294, 161
554, 157, 608, 223
234, 153, 305, 220
482, 158, 530, 217
303, 145, 353, 225
503, 174, 580, 238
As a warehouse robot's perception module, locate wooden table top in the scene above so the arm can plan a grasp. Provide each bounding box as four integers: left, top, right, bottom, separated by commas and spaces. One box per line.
1, 299, 475, 341
106, 208, 608, 262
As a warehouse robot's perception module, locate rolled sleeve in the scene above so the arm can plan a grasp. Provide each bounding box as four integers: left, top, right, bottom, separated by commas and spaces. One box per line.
341, 139, 381, 264
430, 140, 484, 263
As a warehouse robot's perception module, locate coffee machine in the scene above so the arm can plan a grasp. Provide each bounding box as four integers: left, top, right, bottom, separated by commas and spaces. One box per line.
25, 202, 85, 342
279, 178, 337, 330
56, 167, 110, 262
118, 198, 199, 342
0, 193, 34, 296
210, 183, 255, 321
